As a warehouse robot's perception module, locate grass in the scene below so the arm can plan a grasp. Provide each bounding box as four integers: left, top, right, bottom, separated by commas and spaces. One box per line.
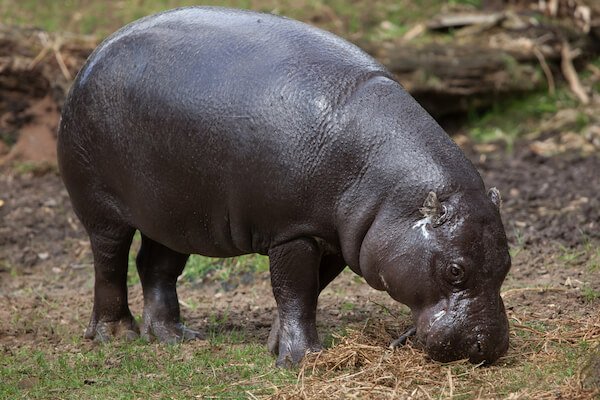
12, 161, 58, 176
557, 244, 586, 266
125, 231, 270, 286
2, 254, 599, 399
552, 237, 600, 277
583, 55, 600, 94
581, 286, 600, 304
183, 253, 269, 283
2, 313, 597, 399
553, 241, 600, 304
582, 233, 600, 272
587, 249, 600, 272
509, 227, 525, 259
0, 337, 296, 399
6, 239, 596, 399
466, 87, 580, 150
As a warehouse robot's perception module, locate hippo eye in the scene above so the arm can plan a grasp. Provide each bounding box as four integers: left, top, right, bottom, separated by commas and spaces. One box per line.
446, 263, 466, 284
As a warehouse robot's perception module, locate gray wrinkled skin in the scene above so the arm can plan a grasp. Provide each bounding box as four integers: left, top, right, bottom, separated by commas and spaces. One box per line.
57, 6, 511, 367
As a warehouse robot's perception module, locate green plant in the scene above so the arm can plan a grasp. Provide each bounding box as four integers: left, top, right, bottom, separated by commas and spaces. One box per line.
0, 337, 295, 398
13, 161, 56, 175
341, 301, 356, 312
581, 286, 600, 303
588, 250, 600, 272
181, 255, 221, 281
181, 253, 269, 283
509, 227, 525, 259
575, 112, 590, 132
558, 244, 585, 266
466, 88, 578, 150
580, 233, 600, 272
449, 0, 481, 7
124, 231, 269, 285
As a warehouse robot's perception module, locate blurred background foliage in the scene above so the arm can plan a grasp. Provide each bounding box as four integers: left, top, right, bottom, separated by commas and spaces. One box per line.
0, 0, 478, 38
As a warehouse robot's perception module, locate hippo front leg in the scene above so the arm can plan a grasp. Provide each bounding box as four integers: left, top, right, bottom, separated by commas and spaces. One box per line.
268, 253, 346, 356
268, 238, 323, 367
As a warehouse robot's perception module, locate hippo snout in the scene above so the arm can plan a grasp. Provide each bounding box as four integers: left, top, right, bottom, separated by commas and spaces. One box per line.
465, 328, 509, 364
416, 297, 509, 364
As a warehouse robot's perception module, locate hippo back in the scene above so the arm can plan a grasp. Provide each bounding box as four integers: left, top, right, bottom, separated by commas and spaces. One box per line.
58, 6, 480, 260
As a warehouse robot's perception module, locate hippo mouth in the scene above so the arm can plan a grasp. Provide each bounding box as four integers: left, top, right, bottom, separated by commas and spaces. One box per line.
422, 325, 509, 364
407, 302, 509, 364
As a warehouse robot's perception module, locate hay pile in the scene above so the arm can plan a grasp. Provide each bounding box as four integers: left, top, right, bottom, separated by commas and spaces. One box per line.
270, 310, 600, 399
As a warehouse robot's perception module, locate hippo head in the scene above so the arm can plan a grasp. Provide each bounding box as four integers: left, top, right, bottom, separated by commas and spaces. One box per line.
360, 188, 511, 364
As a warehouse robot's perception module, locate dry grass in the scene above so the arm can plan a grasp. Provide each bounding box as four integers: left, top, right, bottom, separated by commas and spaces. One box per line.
269, 310, 600, 399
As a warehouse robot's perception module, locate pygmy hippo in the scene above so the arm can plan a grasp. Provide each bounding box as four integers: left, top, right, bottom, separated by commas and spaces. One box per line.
58, 6, 511, 367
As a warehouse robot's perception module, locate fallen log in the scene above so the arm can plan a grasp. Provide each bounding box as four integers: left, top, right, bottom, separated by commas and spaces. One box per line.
364, 3, 599, 116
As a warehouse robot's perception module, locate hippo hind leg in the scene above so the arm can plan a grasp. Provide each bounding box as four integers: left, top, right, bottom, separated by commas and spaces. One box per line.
267, 253, 346, 357
85, 226, 139, 342
136, 234, 201, 343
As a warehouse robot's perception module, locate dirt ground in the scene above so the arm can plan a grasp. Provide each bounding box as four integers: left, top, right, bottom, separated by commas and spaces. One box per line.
0, 100, 599, 397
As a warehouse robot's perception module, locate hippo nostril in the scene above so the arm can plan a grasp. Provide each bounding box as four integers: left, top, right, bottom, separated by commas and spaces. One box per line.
468, 340, 486, 363
471, 340, 483, 356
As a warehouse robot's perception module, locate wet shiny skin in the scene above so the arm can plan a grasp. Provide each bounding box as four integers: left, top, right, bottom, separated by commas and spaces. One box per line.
58, 6, 510, 366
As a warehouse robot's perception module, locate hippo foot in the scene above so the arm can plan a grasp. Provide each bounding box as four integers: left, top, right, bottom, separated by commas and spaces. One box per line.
84, 316, 140, 342
267, 315, 323, 368
140, 320, 202, 344
275, 339, 322, 368
269, 316, 322, 368
389, 326, 417, 349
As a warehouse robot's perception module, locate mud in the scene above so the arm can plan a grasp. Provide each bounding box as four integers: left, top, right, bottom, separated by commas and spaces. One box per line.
477, 146, 600, 246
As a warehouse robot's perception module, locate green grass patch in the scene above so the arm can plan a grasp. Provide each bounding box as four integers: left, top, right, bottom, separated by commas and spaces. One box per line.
498, 338, 592, 396
466, 88, 578, 150
449, 0, 481, 6
0, 337, 295, 399
0, 0, 256, 37
508, 227, 525, 259
1, 309, 595, 398
581, 235, 600, 272
182, 253, 269, 283
12, 161, 57, 176
126, 231, 269, 286
557, 244, 586, 266
587, 249, 600, 272
581, 285, 600, 303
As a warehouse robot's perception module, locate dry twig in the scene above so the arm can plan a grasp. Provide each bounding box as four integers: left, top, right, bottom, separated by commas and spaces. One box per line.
561, 40, 590, 104
533, 46, 556, 95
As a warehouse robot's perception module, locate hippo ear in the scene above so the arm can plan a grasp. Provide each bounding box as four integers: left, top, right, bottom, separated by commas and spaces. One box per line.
420, 191, 448, 227
488, 187, 502, 209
